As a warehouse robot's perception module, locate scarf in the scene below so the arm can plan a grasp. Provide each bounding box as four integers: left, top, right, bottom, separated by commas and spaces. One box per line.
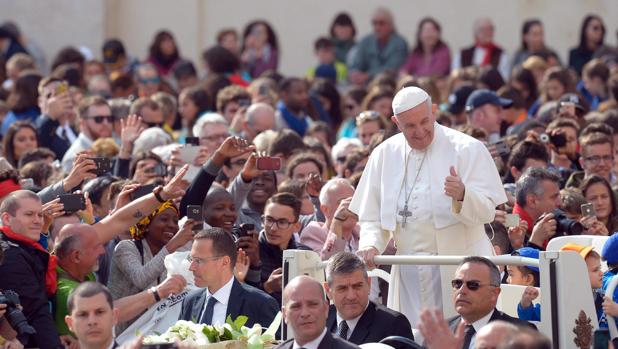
277, 101, 309, 137
476, 41, 498, 66
129, 201, 178, 240
1, 226, 57, 295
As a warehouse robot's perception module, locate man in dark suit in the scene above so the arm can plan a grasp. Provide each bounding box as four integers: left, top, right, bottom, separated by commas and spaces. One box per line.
324, 252, 414, 347
274, 275, 360, 349
419, 256, 536, 349
179, 228, 278, 329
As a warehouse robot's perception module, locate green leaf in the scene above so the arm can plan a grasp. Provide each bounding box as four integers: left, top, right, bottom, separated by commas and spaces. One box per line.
223, 327, 234, 341
202, 326, 219, 343
233, 315, 249, 331
226, 314, 234, 326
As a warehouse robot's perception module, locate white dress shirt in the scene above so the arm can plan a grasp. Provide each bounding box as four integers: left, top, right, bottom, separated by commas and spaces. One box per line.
200, 276, 235, 325
467, 309, 495, 349
335, 302, 369, 340
293, 328, 327, 349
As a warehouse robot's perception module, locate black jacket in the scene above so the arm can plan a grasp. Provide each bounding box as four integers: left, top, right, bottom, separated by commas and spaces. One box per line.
256, 232, 311, 305
178, 160, 220, 217
274, 330, 361, 349
35, 115, 75, 160
326, 301, 414, 347
178, 277, 278, 329
0, 235, 63, 349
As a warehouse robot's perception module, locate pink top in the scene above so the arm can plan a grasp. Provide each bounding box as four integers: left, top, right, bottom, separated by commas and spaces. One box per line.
400, 44, 451, 78
300, 221, 360, 260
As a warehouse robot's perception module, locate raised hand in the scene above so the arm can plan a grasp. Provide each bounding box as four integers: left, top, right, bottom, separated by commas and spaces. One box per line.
305, 172, 324, 197
356, 247, 379, 270
520, 286, 539, 308
161, 165, 190, 200
64, 153, 97, 191
120, 114, 145, 145
112, 183, 141, 213
444, 166, 465, 201
240, 152, 261, 182
214, 136, 255, 164
418, 308, 465, 349
234, 248, 251, 283
41, 198, 65, 233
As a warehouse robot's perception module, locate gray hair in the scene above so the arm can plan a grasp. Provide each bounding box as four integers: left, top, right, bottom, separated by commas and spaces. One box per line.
108, 98, 131, 120
326, 252, 368, 286
460, 256, 501, 287
331, 137, 363, 161
132, 128, 172, 156
245, 103, 275, 124
515, 167, 561, 207
319, 178, 354, 207
192, 112, 228, 139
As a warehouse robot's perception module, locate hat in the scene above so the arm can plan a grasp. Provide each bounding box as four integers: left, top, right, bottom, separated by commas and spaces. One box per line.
513, 247, 540, 272
465, 89, 513, 112
558, 93, 585, 112
602, 234, 618, 265
448, 85, 476, 115
315, 64, 337, 82
102, 39, 126, 64
560, 243, 595, 259
392, 86, 429, 115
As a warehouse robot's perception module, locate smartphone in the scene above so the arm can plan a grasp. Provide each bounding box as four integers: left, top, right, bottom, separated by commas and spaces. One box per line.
186, 205, 203, 231
233, 223, 255, 239
593, 329, 609, 349
505, 214, 520, 228
185, 137, 199, 146
130, 184, 157, 201
177, 145, 201, 163
491, 140, 510, 157
256, 157, 281, 171
549, 132, 567, 148
58, 194, 86, 213
88, 157, 112, 176
146, 163, 168, 177
581, 203, 596, 218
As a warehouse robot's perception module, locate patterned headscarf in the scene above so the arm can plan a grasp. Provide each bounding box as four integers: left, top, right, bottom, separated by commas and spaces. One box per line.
129, 201, 179, 240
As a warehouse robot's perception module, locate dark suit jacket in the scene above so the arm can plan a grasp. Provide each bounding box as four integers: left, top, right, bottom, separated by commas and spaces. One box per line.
274, 330, 361, 349
35, 115, 75, 160
326, 301, 414, 346
179, 278, 279, 329
448, 308, 538, 333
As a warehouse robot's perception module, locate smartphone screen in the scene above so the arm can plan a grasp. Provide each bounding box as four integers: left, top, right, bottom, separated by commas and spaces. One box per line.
130, 184, 157, 201
88, 157, 112, 176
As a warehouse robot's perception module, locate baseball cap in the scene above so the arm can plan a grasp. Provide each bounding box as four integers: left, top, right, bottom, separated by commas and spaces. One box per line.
560, 243, 594, 259
602, 234, 618, 265
102, 39, 126, 64
512, 247, 540, 272
465, 89, 513, 112
557, 93, 585, 112
448, 84, 475, 115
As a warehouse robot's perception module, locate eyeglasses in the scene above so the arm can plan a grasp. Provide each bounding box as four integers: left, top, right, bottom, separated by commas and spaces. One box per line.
451, 279, 498, 291
187, 255, 222, 266
584, 155, 614, 164
87, 115, 114, 124
356, 111, 382, 125
138, 76, 160, 85
201, 133, 231, 142
262, 215, 296, 229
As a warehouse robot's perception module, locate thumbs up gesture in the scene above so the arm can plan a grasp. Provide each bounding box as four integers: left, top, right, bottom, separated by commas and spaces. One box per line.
444, 166, 465, 201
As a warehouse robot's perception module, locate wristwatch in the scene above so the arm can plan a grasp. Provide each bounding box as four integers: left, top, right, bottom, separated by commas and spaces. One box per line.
150, 287, 161, 302
153, 186, 166, 203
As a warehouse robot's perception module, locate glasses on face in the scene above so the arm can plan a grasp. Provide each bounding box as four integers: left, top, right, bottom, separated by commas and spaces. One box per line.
88, 115, 114, 124
139, 76, 161, 85
201, 133, 231, 143
187, 255, 222, 266
451, 279, 498, 291
584, 155, 614, 164
262, 215, 296, 230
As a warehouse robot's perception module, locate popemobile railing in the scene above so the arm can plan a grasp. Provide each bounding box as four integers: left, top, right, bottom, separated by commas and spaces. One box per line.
282, 249, 608, 349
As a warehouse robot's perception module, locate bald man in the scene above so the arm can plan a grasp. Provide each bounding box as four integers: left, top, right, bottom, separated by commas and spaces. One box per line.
275, 276, 360, 349
241, 103, 277, 142
301, 178, 358, 260
53, 224, 186, 337
475, 321, 518, 348
452, 17, 510, 79
348, 7, 408, 85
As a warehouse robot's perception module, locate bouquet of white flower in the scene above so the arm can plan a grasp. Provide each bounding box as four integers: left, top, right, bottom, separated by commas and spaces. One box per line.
142, 315, 278, 349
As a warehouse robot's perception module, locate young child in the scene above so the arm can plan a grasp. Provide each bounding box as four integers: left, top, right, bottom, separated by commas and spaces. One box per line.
306, 37, 347, 84
601, 234, 618, 324
509, 247, 541, 321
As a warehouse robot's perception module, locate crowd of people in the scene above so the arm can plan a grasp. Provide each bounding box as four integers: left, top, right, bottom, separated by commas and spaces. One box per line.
0, 6, 617, 349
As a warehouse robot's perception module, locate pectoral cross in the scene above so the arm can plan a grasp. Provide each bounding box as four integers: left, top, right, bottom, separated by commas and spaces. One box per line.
398, 204, 412, 228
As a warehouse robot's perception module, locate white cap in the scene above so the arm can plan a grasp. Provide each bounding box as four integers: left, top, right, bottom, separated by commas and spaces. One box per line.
392, 87, 429, 115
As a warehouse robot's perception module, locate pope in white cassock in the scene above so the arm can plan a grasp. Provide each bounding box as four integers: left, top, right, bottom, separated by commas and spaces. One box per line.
349, 86, 506, 327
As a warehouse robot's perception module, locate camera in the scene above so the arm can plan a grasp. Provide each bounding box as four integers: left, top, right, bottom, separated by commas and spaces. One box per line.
232, 223, 255, 240
552, 209, 584, 235
540, 132, 567, 148
0, 290, 36, 340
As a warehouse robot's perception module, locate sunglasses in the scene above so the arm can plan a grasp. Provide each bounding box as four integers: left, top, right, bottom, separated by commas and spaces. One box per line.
144, 121, 163, 128
451, 279, 498, 291
88, 115, 114, 124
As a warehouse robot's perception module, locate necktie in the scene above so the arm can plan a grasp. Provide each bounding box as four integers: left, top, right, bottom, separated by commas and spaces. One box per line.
461, 324, 476, 349
337, 320, 349, 339
200, 296, 217, 324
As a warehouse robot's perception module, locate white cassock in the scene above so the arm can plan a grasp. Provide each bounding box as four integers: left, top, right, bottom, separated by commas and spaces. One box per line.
349, 122, 507, 327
